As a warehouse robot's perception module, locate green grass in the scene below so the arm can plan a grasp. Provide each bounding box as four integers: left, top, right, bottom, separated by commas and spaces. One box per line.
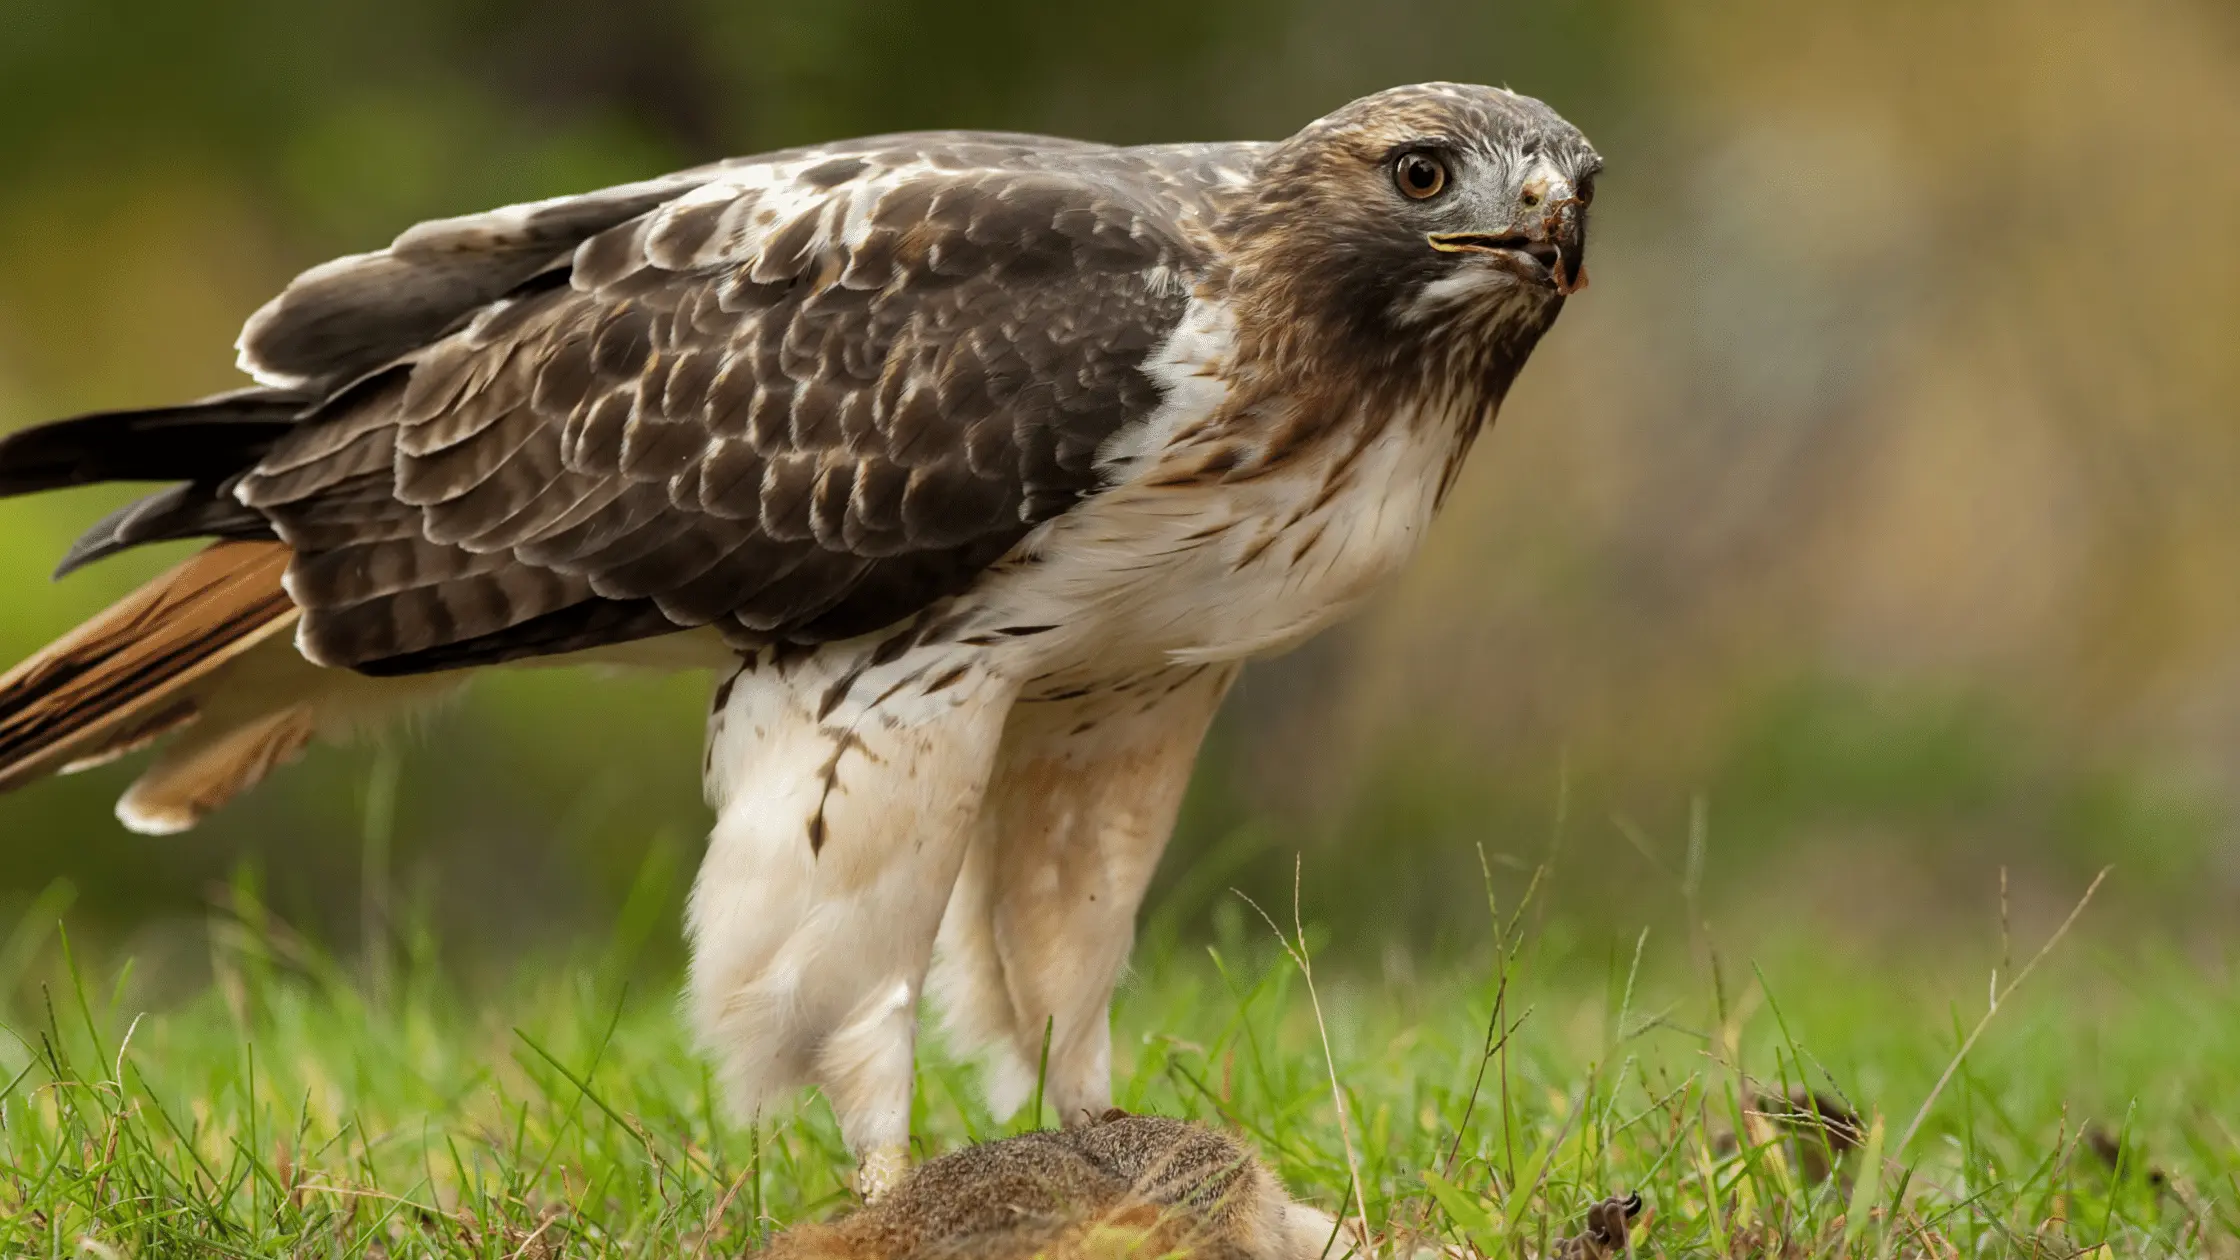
2, 862, 2236, 1258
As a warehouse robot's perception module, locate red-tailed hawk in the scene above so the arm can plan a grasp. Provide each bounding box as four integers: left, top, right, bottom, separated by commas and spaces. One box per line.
0, 82, 1596, 1193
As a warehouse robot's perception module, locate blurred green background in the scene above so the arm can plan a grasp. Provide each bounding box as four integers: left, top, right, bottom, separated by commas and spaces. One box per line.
3, 0, 2238, 984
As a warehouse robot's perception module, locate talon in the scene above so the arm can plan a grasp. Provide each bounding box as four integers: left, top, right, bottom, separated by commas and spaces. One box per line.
857, 1143, 911, 1202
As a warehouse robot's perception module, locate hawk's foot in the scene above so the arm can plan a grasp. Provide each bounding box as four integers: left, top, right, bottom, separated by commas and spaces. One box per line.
856, 1143, 910, 1202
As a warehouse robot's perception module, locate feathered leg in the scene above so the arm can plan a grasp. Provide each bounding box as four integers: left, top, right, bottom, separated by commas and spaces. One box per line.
933, 662, 1237, 1124
691, 640, 1017, 1197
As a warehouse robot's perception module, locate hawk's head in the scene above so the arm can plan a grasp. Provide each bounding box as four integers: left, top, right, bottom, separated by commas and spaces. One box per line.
1224, 83, 1601, 394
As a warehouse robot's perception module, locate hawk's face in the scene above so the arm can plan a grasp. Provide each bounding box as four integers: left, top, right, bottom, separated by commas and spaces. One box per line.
1227, 83, 1601, 391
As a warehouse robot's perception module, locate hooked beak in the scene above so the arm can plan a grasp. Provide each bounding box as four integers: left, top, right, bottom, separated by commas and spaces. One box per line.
1427, 193, 1591, 297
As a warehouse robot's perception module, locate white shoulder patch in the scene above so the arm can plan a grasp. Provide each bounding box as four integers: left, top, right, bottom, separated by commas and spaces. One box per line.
1094, 293, 1233, 475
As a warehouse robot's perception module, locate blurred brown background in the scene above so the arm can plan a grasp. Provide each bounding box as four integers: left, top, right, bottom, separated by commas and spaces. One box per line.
3, 0, 2237, 974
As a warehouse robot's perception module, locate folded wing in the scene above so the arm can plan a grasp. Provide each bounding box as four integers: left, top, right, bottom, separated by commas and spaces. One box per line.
1, 135, 1217, 680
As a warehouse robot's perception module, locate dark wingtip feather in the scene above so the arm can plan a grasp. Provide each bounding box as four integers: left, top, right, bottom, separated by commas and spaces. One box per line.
51, 482, 276, 580
50, 500, 137, 580
0, 390, 311, 498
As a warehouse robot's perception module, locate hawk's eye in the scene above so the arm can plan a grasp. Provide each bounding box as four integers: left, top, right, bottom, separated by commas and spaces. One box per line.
1393, 152, 1448, 200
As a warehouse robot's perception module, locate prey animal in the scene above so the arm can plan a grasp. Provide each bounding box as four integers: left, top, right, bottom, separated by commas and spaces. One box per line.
764, 1111, 1350, 1260
0, 82, 1598, 1195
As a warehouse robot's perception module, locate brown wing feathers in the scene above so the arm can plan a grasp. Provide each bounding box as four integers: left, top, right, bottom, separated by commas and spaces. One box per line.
0, 388, 308, 497
229, 147, 1199, 670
